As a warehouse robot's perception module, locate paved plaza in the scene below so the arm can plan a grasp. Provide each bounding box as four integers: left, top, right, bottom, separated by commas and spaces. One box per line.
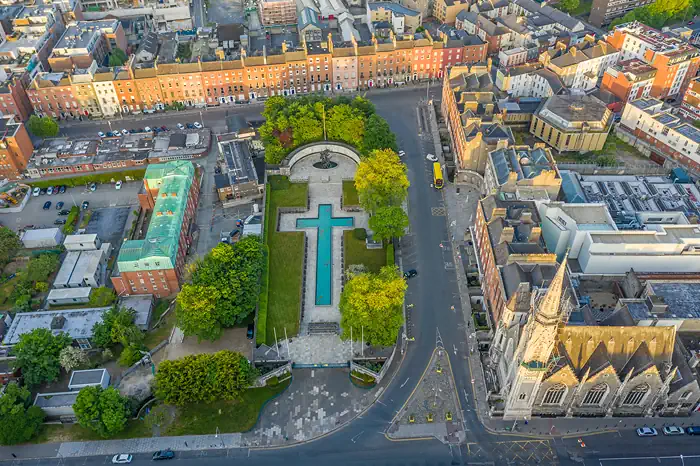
278, 148, 368, 364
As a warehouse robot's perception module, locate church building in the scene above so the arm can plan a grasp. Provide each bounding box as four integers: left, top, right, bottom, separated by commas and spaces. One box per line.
488, 257, 700, 420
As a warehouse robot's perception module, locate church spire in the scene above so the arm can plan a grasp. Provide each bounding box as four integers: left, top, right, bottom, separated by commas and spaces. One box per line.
535, 253, 568, 323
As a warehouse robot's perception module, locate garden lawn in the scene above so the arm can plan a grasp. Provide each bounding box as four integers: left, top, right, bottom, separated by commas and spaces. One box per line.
28, 169, 147, 189
343, 231, 386, 273
166, 380, 291, 435
265, 176, 308, 344
35, 419, 152, 443
342, 180, 359, 206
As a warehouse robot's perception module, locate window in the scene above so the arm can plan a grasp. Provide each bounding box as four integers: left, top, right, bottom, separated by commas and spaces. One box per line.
623, 384, 649, 406
542, 384, 566, 405
582, 383, 608, 406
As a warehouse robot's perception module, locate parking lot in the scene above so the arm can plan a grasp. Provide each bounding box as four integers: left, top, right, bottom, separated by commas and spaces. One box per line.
0, 181, 141, 233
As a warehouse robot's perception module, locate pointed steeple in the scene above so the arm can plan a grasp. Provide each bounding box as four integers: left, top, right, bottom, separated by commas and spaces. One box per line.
535, 253, 568, 323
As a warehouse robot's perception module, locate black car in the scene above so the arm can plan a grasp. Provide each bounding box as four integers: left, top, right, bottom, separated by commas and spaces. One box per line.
687, 426, 700, 435
186, 123, 195, 129
58, 209, 71, 216
152, 450, 175, 460
247, 323, 254, 339
54, 219, 66, 225
82, 201, 89, 210
59, 185, 67, 194
56, 201, 64, 210
42, 201, 51, 210
403, 269, 417, 279
39, 188, 47, 195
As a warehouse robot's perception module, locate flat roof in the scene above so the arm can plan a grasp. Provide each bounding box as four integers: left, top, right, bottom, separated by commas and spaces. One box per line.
47, 288, 92, 300
221, 140, 258, 186
118, 295, 153, 329
34, 391, 79, 408
69, 368, 107, 386
3, 307, 111, 345
53, 251, 80, 287
63, 234, 98, 247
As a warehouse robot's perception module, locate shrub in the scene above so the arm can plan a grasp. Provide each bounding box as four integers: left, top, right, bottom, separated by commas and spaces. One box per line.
386, 242, 395, 266
256, 244, 269, 346
118, 344, 145, 367
353, 228, 367, 241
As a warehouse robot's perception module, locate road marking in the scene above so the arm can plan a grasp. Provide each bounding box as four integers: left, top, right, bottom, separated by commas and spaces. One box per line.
351, 431, 365, 443
400, 378, 410, 388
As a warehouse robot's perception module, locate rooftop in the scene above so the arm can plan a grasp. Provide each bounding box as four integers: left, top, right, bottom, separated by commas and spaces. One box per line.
489, 146, 557, 186
68, 368, 108, 387
34, 391, 79, 408
536, 94, 611, 131
3, 307, 111, 345
368, 2, 421, 16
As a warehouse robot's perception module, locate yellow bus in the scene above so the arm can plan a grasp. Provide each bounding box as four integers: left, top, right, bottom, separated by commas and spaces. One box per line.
433, 162, 444, 189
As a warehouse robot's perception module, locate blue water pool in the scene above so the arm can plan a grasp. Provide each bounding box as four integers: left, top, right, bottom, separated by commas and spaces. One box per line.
296, 204, 353, 305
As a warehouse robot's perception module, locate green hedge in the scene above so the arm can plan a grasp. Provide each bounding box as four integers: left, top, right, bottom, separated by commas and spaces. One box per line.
352, 227, 367, 240
256, 244, 269, 346
62, 206, 79, 234
386, 241, 395, 266
29, 168, 147, 189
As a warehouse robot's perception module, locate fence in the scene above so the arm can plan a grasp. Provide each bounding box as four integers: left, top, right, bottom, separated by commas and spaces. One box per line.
350, 343, 398, 384
255, 362, 293, 387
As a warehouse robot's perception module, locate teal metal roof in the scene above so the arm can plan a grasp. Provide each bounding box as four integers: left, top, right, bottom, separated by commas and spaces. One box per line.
117, 161, 195, 272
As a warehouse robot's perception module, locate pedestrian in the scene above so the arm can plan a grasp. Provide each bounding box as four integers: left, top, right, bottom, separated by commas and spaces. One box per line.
11, 454, 16, 458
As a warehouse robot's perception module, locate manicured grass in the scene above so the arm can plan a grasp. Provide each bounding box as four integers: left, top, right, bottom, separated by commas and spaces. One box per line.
343, 230, 386, 273
29, 169, 147, 189
265, 176, 308, 344
35, 419, 152, 443
342, 180, 359, 207
166, 380, 291, 435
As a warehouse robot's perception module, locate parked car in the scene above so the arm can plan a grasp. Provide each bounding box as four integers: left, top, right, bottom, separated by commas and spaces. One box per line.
56, 201, 64, 210
59, 185, 67, 194
176, 123, 184, 130
116, 180, 122, 190
129, 129, 138, 134
247, 323, 254, 339
89, 183, 97, 192
32, 187, 40, 197
53, 185, 60, 195
636, 427, 658, 437
662, 426, 684, 436
152, 450, 175, 461
82, 201, 89, 210
106, 131, 114, 137
58, 209, 71, 215
161, 126, 168, 131
426, 154, 438, 162
54, 219, 66, 225
39, 188, 47, 195
398, 150, 406, 157
403, 269, 418, 279
98, 131, 106, 138
42, 201, 51, 210
46, 186, 53, 195
686, 426, 700, 435
193, 121, 203, 129
112, 454, 132, 464
144, 126, 152, 132
186, 123, 194, 129
121, 129, 129, 135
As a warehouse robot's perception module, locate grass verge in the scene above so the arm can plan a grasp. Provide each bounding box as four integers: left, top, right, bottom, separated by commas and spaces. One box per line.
342, 180, 359, 207
166, 379, 291, 435
29, 169, 147, 189
264, 176, 307, 345
343, 230, 386, 273
35, 419, 152, 443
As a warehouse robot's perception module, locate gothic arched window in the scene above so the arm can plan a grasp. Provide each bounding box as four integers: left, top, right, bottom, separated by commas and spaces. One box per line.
623, 384, 650, 406
582, 383, 608, 406
542, 384, 566, 405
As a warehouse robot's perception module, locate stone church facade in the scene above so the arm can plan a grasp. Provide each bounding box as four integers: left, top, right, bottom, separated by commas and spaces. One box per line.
489, 258, 700, 420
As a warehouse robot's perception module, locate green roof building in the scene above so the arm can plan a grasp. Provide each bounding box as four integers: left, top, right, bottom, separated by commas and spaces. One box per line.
113, 160, 198, 296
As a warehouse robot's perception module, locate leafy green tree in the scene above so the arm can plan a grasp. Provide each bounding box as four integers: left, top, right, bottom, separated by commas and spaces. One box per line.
155, 350, 256, 405
118, 344, 145, 367
89, 287, 116, 307
25, 253, 59, 283
0, 227, 20, 265
362, 114, 398, 155
369, 206, 409, 242
59, 345, 89, 372
0, 383, 45, 445
326, 104, 365, 147
73, 386, 129, 438
350, 96, 376, 118
558, 0, 579, 13
14, 328, 72, 387
355, 149, 410, 213
34, 281, 49, 293
108, 48, 128, 66
27, 115, 59, 137
177, 236, 264, 341
91, 305, 143, 348
340, 266, 406, 346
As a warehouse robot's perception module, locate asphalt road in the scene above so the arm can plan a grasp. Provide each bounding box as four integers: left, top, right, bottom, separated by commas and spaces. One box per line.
12, 87, 700, 465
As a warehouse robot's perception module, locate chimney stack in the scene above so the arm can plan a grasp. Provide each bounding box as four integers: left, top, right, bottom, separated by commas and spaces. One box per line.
500, 226, 515, 243
529, 226, 541, 243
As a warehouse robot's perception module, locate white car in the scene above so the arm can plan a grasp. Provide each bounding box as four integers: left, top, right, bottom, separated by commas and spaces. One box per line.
121, 129, 129, 135
46, 186, 53, 195
144, 126, 152, 132
32, 187, 41, 197
111, 454, 132, 464
398, 150, 406, 157
636, 427, 658, 437
177, 123, 185, 130
115, 180, 122, 190
193, 121, 203, 129
663, 426, 684, 436
426, 154, 438, 162
97, 131, 105, 138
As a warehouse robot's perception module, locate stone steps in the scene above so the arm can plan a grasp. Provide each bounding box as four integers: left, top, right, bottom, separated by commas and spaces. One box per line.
307, 322, 340, 335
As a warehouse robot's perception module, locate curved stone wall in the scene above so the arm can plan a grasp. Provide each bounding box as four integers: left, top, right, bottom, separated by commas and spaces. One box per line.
283, 142, 362, 171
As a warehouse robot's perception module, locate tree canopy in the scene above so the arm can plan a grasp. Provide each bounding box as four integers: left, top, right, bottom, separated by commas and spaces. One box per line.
340, 266, 406, 346
14, 328, 72, 387
176, 236, 264, 341
27, 115, 59, 138
91, 305, 143, 349
89, 287, 117, 307
155, 350, 256, 405
609, 0, 691, 28
73, 386, 130, 438
0, 383, 45, 445
0, 227, 20, 265
260, 95, 395, 163
108, 48, 128, 66
25, 253, 59, 283
355, 149, 410, 214
558, 0, 580, 13
368, 206, 409, 242
59, 346, 89, 373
